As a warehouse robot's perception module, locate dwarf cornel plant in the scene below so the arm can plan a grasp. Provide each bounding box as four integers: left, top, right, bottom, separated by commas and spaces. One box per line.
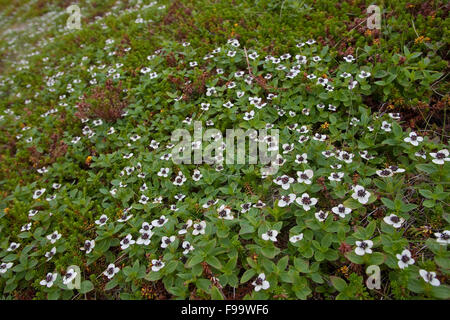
0, 0, 448, 300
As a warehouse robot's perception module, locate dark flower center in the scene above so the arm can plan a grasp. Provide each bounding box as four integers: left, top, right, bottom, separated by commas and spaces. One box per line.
436, 152, 444, 159
302, 197, 311, 205
390, 216, 400, 223
401, 255, 410, 263
357, 190, 366, 198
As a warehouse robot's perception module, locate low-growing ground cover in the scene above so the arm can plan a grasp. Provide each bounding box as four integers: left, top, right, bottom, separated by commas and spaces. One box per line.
0, 0, 449, 300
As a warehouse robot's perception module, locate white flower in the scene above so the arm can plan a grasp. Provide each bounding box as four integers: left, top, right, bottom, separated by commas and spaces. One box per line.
383, 214, 405, 228
271, 154, 285, 167
252, 273, 270, 291
415, 150, 426, 159
45, 247, 56, 261
21, 222, 32, 232
278, 194, 296, 207
149, 140, 159, 149
332, 204, 352, 218
120, 234, 135, 250
434, 230, 450, 245
151, 259, 165, 272
161, 235, 176, 248
157, 167, 170, 177
404, 132, 423, 146
217, 205, 234, 220
337, 151, 354, 163
376, 168, 393, 177
381, 121, 391, 132
358, 70, 371, 78
328, 172, 344, 182
192, 169, 202, 181
175, 193, 186, 201
137, 232, 153, 245
63, 268, 78, 285
240, 203, 252, 213
289, 233, 303, 243
322, 150, 335, 158
182, 241, 195, 255
47, 231, 62, 244
348, 80, 358, 90
355, 240, 373, 256
139, 195, 149, 205
295, 153, 308, 164
33, 188, 46, 199
419, 270, 440, 286
343, 55, 355, 63
40, 273, 58, 288
389, 165, 405, 173
104, 264, 120, 279
295, 193, 317, 211
262, 230, 278, 242
139, 222, 153, 234
296, 169, 313, 184
396, 250, 415, 269
0, 262, 13, 274
351, 185, 371, 204
152, 215, 168, 228
95, 214, 108, 226
203, 199, 218, 208
117, 211, 133, 223
80, 240, 95, 254
192, 221, 206, 235
173, 172, 187, 186
243, 110, 255, 121
430, 149, 449, 165
315, 210, 328, 222
273, 175, 294, 190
